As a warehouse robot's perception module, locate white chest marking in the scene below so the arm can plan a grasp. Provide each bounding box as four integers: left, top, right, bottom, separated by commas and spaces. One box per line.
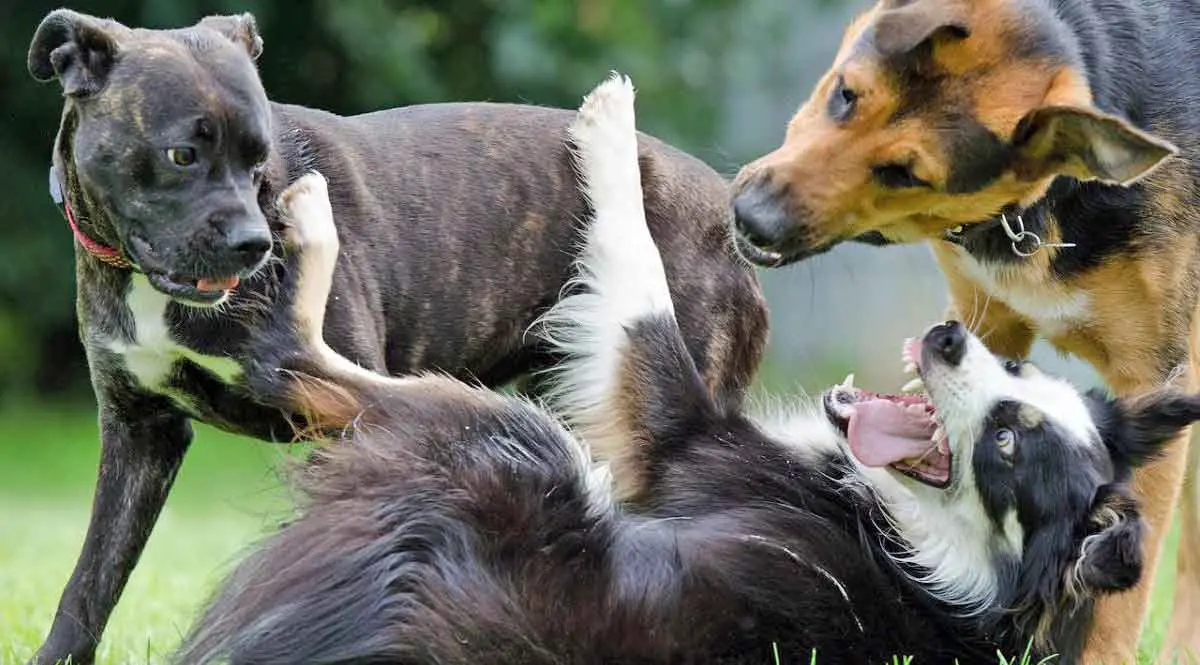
106, 275, 242, 390
953, 250, 1091, 337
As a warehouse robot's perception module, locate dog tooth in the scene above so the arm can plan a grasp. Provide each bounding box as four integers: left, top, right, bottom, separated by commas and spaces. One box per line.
903, 362, 917, 375
933, 427, 948, 453
840, 373, 856, 389
901, 377, 924, 393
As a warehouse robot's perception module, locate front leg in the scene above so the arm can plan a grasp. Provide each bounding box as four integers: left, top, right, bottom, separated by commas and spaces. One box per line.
242, 173, 432, 430
1077, 348, 1196, 665
32, 374, 192, 665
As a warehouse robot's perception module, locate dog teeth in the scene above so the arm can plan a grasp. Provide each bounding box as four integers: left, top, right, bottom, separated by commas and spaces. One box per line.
933, 426, 948, 453
901, 377, 924, 393
840, 373, 856, 389
903, 362, 917, 375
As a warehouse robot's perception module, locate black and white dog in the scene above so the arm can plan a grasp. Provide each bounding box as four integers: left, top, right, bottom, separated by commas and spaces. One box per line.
175, 76, 1197, 664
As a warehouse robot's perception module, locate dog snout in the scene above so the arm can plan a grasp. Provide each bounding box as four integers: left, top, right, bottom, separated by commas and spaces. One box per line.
925, 321, 967, 367
732, 181, 793, 251
211, 213, 272, 271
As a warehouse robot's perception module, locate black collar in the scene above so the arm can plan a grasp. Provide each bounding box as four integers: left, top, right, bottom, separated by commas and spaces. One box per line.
942, 204, 1072, 260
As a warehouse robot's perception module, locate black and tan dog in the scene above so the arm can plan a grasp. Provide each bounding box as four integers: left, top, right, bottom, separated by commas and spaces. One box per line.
730, 0, 1200, 661
25, 9, 766, 664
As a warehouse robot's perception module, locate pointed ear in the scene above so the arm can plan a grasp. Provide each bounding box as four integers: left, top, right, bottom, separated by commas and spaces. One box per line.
1011, 106, 1178, 185
1070, 484, 1144, 596
196, 13, 264, 61
1095, 390, 1200, 469
28, 9, 129, 97
872, 0, 970, 58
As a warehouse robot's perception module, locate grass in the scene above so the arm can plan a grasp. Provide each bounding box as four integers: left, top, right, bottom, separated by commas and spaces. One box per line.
0, 403, 1186, 664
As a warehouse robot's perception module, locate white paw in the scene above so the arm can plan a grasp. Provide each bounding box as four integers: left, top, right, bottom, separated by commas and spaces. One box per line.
277, 172, 339, 256
571, 72, 636, 140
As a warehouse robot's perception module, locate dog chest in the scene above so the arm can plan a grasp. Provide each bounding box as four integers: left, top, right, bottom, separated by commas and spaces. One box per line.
951, 250, 1091, 336
104, 275, 242, 399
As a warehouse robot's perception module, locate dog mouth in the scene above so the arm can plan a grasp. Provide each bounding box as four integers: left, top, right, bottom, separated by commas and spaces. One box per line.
732, 229, 888, 269
146, 272, 241, 306
824, 338, 951, 489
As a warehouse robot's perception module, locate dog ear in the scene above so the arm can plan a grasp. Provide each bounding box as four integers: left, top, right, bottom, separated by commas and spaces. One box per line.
1011, 105, 1178, 185
872, 0, 970, 58
196, 14, 264, 61
28, 9, 129, 97
1092, 390, 1200, 469
1069, 484, 1144, 596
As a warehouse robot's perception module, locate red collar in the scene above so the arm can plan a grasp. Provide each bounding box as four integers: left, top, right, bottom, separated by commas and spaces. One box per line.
51, 167, 134, 270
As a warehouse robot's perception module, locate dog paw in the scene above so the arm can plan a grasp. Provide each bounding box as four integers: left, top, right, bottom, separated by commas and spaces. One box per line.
277, 172, 339, 257
569, 72, 637, 150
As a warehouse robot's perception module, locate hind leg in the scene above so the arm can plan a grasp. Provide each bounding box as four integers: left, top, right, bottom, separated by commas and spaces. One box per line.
538, 73, 718, 501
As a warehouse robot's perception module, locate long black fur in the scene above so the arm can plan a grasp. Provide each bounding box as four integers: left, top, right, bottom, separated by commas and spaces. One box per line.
176, 319, 999, 664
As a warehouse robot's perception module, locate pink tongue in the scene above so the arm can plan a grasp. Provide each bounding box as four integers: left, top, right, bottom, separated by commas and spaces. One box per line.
195, 276, 240, 292
848, 399, 937, 467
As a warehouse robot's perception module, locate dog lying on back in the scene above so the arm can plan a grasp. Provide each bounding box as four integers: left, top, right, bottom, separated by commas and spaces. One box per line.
174, 77, 1200, 664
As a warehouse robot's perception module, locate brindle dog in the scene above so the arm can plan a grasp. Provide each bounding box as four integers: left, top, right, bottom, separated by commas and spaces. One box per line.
730, 0, 1200, 662
25, 9, 767, 664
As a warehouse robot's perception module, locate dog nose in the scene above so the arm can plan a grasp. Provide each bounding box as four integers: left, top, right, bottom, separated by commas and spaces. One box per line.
224, 224, 272, 269
732, 183, 792, 250
926, 321, 967, 366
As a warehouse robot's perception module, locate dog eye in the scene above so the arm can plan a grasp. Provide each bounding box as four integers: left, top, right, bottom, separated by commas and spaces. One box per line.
995, 428, 1016, 457
872, 163, 930, 189
166, 147, 197, 167
1003, 360, 1023, 376
828, 75, 858, 121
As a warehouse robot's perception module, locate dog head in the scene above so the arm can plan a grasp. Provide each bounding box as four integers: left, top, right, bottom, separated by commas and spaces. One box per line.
29, 9, 273, 306
823, 321, 1193, 648
731, 0, 1178, 266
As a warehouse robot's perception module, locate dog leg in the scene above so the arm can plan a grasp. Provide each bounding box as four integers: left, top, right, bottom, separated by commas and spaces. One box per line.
1083, 363, 1197, 665
242, 173, 462, 429
31, 397, 192, 665
1165, 351, 1200, 663
537, 73, 718, 501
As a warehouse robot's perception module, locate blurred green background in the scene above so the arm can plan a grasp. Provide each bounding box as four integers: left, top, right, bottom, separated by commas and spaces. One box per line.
0, 0, 1170, 663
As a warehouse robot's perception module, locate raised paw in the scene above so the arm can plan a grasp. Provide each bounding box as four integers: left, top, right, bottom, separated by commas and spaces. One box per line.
277, 172, 339, 259
571, 72, 637, 142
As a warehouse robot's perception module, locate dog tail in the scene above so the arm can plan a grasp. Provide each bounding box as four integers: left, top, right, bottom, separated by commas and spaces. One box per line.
536, 73, 720, 500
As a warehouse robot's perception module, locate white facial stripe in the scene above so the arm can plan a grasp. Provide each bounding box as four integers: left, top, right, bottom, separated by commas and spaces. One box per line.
925, 335, 1099, 455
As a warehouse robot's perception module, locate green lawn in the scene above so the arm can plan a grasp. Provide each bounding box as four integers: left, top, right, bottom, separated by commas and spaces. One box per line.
0, 403, 1184, 664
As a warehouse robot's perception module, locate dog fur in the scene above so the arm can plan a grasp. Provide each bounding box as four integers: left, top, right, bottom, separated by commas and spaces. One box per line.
730, 0, 1200, 660
26, 10, 767, 664
173, 75, 1200, 665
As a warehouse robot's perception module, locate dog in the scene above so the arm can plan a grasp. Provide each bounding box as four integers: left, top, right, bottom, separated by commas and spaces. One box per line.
728, 0, 1200, 660
25, 10, 768, 664
169, 75, 1200, 665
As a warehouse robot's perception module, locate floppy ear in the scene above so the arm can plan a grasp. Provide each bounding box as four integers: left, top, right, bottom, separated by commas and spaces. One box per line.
1071, 484, 1144, 595
872, 0, 970, 58
196, 14, 264, 61
1011, 106, 1178, 185
1094, 390, 1200, 469
27, 9, 129, 97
